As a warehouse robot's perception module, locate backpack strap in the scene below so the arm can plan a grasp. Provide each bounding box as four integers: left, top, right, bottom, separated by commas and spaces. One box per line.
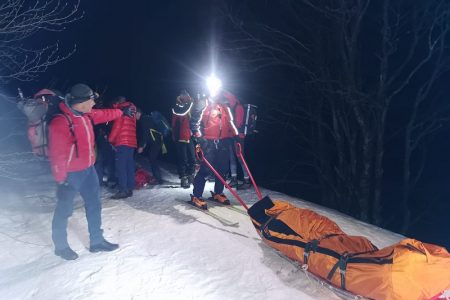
59, 113, 79, 158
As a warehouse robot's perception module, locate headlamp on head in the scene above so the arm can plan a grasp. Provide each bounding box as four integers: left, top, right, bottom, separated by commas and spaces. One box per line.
206, 74, 222, 98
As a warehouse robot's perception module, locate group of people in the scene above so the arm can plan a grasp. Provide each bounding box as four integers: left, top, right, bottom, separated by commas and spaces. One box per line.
18, 82, 252, 260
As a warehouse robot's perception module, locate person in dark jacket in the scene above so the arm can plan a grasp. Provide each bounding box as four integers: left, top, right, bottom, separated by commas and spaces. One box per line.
222, 91, 250, 189
136, 109, 165, 184
48, 83, 135, 260
189, 91, 239, 209
109, 96, 138, 199
171, 90, 196, 188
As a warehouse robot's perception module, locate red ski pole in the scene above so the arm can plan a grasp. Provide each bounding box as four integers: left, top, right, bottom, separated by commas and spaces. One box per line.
195, 144, 249, 211
235, 142, 262, 200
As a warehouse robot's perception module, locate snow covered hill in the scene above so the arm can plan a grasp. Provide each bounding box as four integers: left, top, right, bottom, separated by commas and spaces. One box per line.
0, 159, 404, 300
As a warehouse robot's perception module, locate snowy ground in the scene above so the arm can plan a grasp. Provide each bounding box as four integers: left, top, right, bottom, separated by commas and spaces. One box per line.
0, 159, 404, 300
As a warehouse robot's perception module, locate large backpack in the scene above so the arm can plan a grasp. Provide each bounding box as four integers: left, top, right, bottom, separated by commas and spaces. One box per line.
150, 111, 171, 137
18, 90, 72, 157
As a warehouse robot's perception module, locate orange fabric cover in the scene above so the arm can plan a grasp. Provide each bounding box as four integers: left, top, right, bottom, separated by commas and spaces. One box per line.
249, 198, 450, 299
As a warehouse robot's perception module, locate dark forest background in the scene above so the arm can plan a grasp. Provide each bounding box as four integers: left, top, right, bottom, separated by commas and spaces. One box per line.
1, 0, 449, 249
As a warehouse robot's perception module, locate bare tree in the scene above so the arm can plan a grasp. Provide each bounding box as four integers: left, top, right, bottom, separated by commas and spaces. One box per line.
223, 0, 450, 231
0, 0, 81, 82
0, 0, 81, 180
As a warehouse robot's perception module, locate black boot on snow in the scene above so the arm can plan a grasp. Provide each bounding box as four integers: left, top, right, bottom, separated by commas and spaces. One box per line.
111, 191, 129, 199
238, 178, 251, 190
181, 176, 190, 189
89, 240, 119, 253
55, 247, 79, 260
229, 176, 238, 187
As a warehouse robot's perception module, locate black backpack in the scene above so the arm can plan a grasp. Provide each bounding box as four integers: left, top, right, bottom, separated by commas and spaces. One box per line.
150, 111, 171, 137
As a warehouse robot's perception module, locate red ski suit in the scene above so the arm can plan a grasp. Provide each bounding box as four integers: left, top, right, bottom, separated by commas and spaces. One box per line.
48, 102, 123, 183
108, 101, 138, 147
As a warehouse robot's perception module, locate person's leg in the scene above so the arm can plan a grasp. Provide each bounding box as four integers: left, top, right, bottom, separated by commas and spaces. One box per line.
175, 142, 187, 178
52, 169, 89, 252
126, 146, 135, 192
237, 139, 249, 179
114, 146, 127, 193
78, 166, 104, 245
149, 138, 163, 183
192, 140, 214, 198
229, 142, 238, 178
213, 139, 232, 195
186, 141, 196, 177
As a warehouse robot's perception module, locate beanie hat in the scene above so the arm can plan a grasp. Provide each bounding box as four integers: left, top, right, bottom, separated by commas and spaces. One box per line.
66, 83, 97, 106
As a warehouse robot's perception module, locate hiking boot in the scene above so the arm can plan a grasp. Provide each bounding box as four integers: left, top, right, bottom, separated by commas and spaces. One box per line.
190, 195, 207, 210
181, 176, 190, 189
126, 190, 133, 197
89, 240, 119, 253
55, 247, 78, 260
188, 174, 195, 185
111, 191, 129, 199
228, 176, 238, 187
210, 191, 230, 205
238, 178, 251, 190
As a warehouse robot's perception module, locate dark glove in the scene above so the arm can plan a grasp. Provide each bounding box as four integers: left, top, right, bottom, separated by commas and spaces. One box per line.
194, 136, 207, 148
121, 105, 136, 118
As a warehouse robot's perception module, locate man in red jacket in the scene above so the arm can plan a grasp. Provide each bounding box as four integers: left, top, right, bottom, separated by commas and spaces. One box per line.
171, 90, 196, 188
48, 83, 135, 260
109, 96, 138, 199
189, 92, 239, 209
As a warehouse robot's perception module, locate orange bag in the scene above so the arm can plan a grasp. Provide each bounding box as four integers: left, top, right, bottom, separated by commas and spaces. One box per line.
248, 196, 450, 299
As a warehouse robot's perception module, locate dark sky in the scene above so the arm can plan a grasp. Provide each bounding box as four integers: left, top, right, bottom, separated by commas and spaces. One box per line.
36, 0, 232, 113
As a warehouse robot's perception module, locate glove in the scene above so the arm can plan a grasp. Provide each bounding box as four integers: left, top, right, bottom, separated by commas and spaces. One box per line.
194, 136, 207, 148
121, 105, 136, 118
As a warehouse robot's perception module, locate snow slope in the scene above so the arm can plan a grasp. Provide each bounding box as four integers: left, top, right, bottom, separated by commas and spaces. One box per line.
0, 161, 404, 300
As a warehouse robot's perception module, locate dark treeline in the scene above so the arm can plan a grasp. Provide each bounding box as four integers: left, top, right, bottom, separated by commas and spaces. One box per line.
217, 0, 450, 249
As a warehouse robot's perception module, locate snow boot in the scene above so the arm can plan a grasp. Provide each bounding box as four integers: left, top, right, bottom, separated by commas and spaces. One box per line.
228, 176, 238, 188
89, 239, 119, 253
126, 190, 133, 197
188, 174, 195, 185
111, 191, 129, 199
55, 247, 78, 260
238, 178, 251, 190
181, 176, 190, 189
209, 191, 230, 205
189, 194, 207, 210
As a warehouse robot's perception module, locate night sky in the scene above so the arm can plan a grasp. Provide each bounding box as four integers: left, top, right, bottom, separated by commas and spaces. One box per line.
4, 1, 450, 249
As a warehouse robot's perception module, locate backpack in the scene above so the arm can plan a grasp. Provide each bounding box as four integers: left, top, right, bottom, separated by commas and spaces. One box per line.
150, 111, 171, 137
18, 92, 65, 157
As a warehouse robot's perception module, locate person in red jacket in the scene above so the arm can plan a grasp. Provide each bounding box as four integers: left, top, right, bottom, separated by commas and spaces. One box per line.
172, 89, 196, 188
189, 91, 239, 209
108, 96, 138, 199
48, 83, 135, 260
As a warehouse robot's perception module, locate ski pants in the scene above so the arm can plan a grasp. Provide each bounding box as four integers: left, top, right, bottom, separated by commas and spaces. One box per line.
115, 145, 135, 193
229, 137, 249, 179
193, 138, 232, 198
52, 166, 104, 250
146, 137, 163, 182
175, 140, 196, 178
95, 137, 115, 184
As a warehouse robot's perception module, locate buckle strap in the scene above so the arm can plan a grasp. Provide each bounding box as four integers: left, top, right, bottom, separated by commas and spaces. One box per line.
327, 252, 350, 290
